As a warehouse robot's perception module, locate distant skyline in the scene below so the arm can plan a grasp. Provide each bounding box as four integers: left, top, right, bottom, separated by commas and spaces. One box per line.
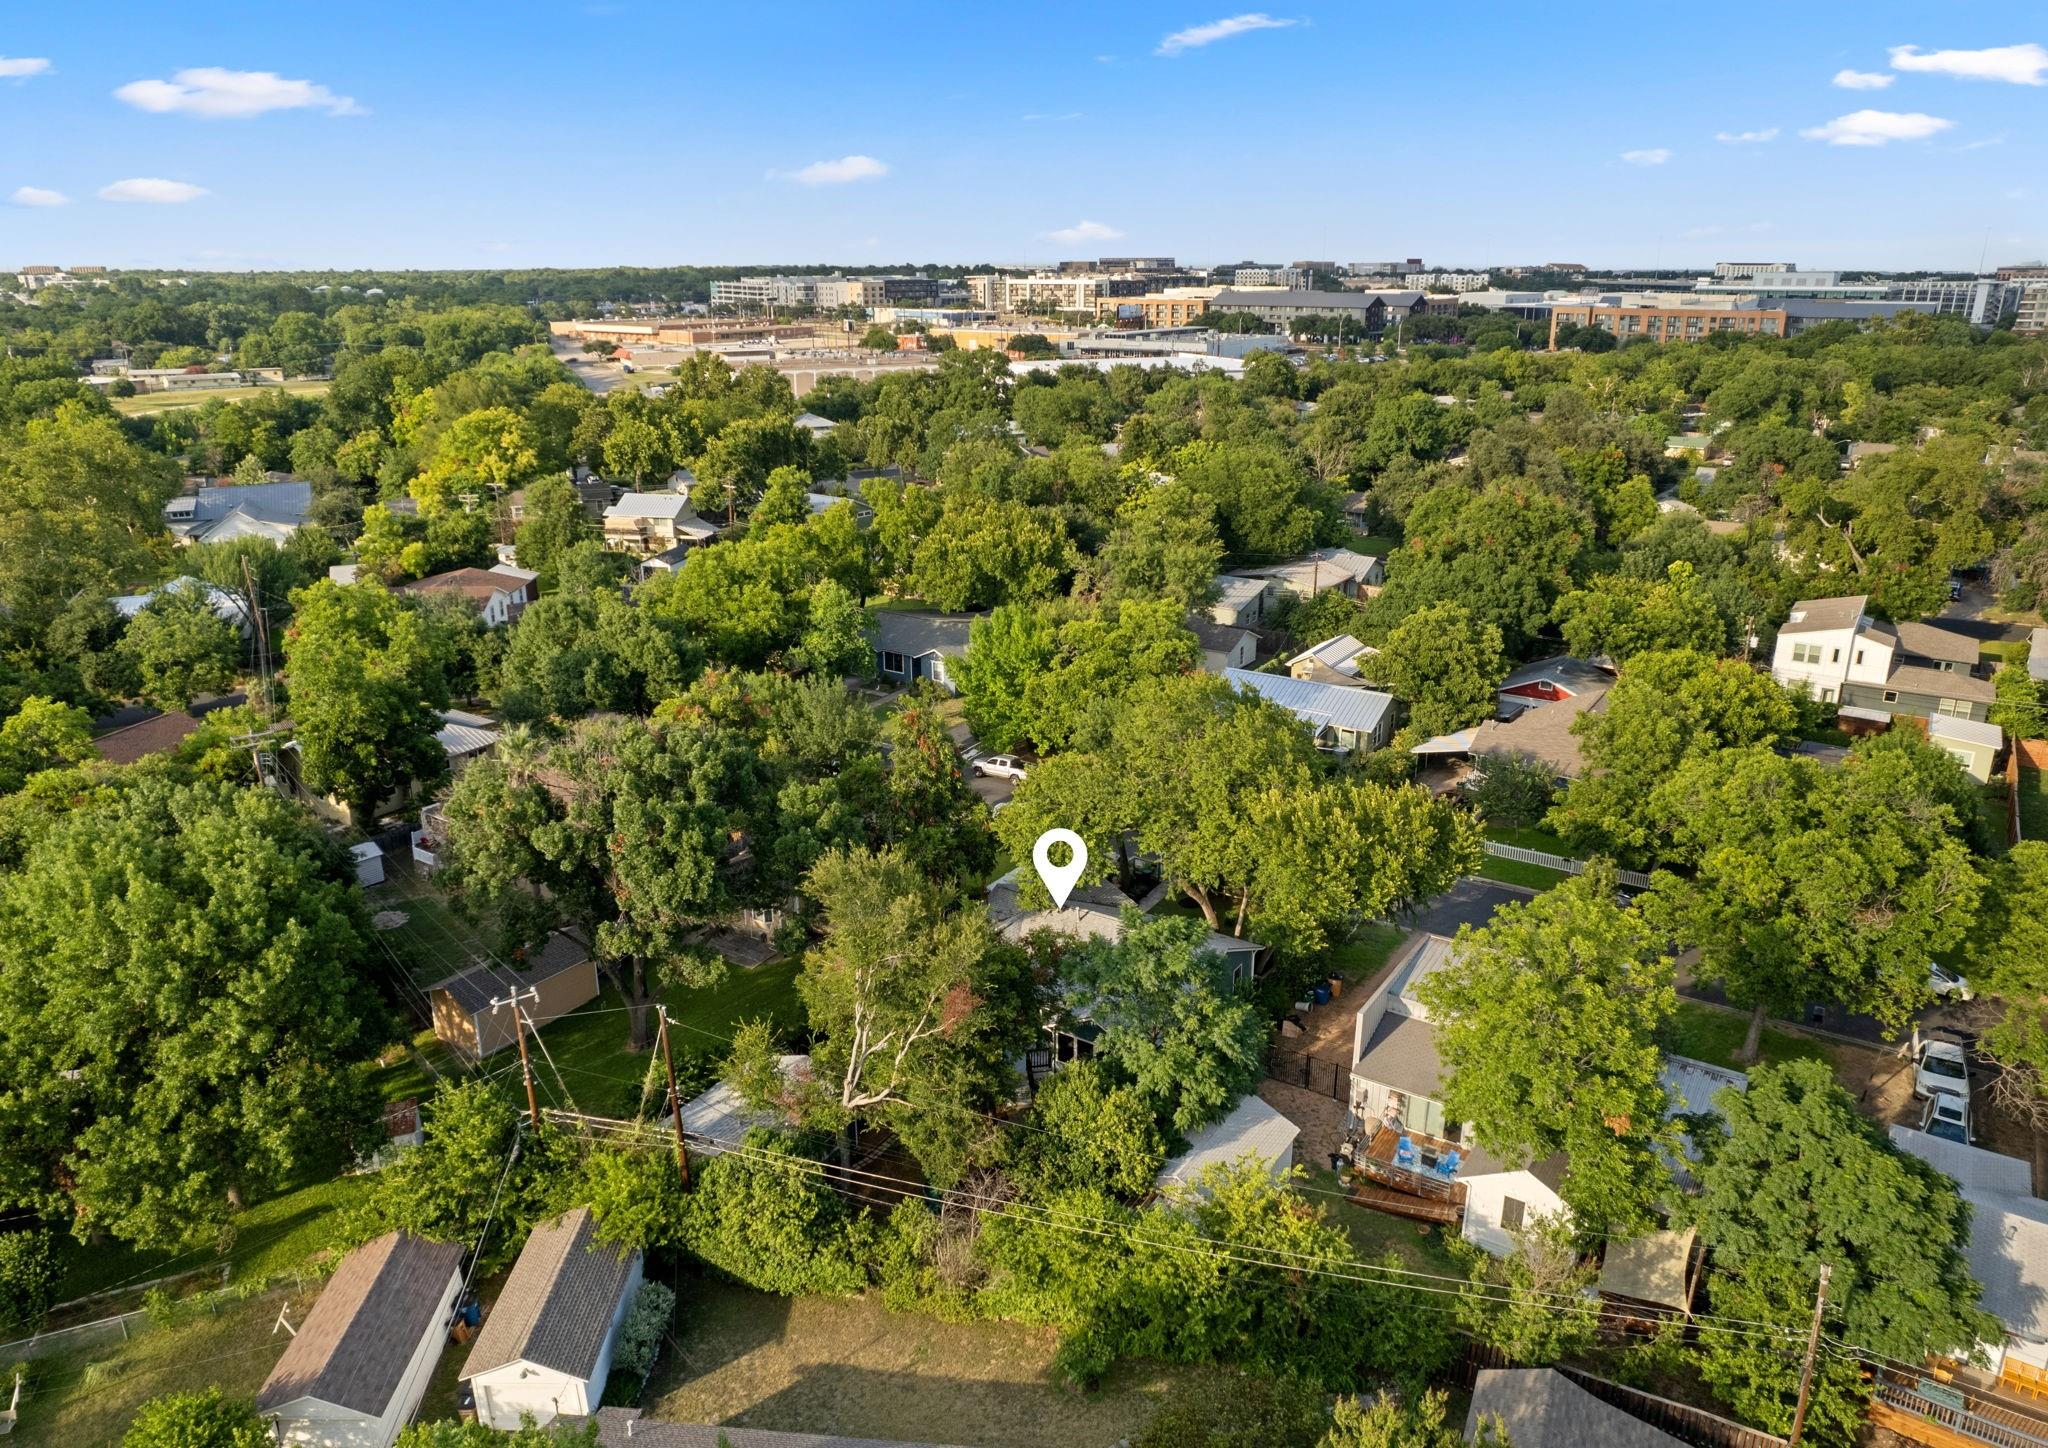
1, 2, 2043, 273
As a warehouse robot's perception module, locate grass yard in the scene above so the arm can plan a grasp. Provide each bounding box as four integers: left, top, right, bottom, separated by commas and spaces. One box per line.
109, 379, 332, 415
2021, 766, 2048, 841
1481, 823, 1572, 856
1297, 1167, 1464, 1277
1664, 1001, 1831, 1073
1348, 530, 1403, 557
51, 1174, 376, 1308
1325, 922, 1406, 987
7, 1285, 322, 1447
1474, 855, 1570, 892
646, 1276, 1216, 1448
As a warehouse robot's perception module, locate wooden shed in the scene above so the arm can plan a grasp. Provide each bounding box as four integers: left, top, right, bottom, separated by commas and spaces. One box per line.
429, 932, 599, 1060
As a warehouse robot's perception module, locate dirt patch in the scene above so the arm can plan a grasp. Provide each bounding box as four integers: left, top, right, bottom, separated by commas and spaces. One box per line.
371, 909, 409, 931
648, 1277, 1207, 1448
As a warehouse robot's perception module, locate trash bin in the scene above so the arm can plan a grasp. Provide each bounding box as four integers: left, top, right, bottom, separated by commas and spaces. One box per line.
1312, 983, 1332, 1005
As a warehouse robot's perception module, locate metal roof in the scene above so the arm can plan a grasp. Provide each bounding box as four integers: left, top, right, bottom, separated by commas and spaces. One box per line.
605, 492, 692, 520
257, 1232, 463, 1416
460, 1208, 639, 1383
1929, 714, 2004, 750
668, 1056, 810, 1149
1223, 668, 1394, 738
1155, 1092, 1301, 1189
2031, 628, 2048, 683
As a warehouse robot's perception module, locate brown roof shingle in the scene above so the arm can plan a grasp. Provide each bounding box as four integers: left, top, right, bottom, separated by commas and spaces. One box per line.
461, 1208, 638, 1383
256, 1232, 463, 1415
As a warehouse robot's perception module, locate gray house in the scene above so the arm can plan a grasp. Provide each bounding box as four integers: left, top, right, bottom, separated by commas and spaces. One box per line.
871, 612, 974, 691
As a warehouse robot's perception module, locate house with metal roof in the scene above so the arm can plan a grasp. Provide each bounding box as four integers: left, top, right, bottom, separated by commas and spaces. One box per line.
429, 931, 599, 1060
460, 1207, 644, 1430
603, 491, 717, 556
1208, 573, 1272, 628
1224, 667, 1396, 752
256, 1231, 464, 1448
870, 611, 975, 692
1235, 548, 1383, 602
2030, 628, 2048, 685
164, 479, 314, 546
1929, 713, 2005, 782
663, 1055, 811, 1150
1286, 633, 1375, 684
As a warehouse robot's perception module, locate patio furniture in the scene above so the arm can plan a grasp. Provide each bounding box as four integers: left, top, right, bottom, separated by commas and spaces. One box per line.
1395, 1134, 1416, 1168
1435, 1149, 1460, 1179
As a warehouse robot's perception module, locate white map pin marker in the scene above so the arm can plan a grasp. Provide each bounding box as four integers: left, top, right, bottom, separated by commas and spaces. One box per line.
1032, 828, 1089, 909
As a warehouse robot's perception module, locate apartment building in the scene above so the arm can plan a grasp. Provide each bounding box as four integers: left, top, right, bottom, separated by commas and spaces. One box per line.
1693, 270, 1887, 300
1206, 289, 1389, 333
1880, 278, 2016, 326
708, 273, 940, 310
1996, 263, 2048, 282
1406, 271, 1491, 293
1712, 261, 1797, 280
2015, 281, 2048, 337
1093, 288, 1222, 327
1232, 265, 1310, 289
1549, 302, 1788, 347
965, 272, 1152, 313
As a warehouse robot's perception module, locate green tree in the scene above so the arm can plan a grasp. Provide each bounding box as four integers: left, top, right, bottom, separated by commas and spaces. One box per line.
122, 1388, 271, 1448
793, 577, 872, 681
1465, 752, 1554, 829
859, 324, 898, 351
1373, 600, 1506, 737
1553, 561, 1732, 663
1084, 484, 1224, 609
511, 472, 594, 589
1321, 1390, 1509, 1447
1014, 1058, 1166, 1199
496, 566, 701, 723
0, 780, 383, 1248
1368, 481, 1589, 654
751, 465, 815, 529
0, 696, 95, 794
952, 600, 1199, 755
0, 1228, 59, 1337
118, 586, 242, 710
1967, 842, 2048, 1100
283, 581, 456, 822
1990, 661, 2048, 740
1450, 1214, 1600, 1365
1167, 441, 1326, 563
906, 498, 1074, 611
394, 1417, 599, 1447
1418, 865, 1677, 1231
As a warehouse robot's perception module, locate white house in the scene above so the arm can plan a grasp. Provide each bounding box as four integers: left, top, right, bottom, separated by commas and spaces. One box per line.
110, 576, 254, 636
1224, 667, 1396, 753
399, 565, 540, 627
1234, 547, 1383, 601
1189, 616, 1257, 675
603, 492, 712, 556
1890, 1127, 2048, 1393
256, 1231, 464, 1448
1155, 1092, 1301, 1193
460, 1208, 643, 1430
1286, 634, 1374, 684
1770, 595, 1993, 724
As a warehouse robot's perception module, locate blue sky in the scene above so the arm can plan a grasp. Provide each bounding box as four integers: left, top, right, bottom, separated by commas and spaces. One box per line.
2, 2, 2043, 272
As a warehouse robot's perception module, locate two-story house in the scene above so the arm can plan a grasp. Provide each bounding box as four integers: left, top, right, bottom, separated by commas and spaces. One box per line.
1769, 595, 1994, 725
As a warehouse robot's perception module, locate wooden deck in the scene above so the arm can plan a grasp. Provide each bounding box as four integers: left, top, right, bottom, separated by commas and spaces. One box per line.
1348, 1181, 1463, 1224
1346, 1125, 1468, 1224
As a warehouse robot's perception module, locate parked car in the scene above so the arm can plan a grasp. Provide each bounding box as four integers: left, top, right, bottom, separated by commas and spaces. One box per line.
1929, 962, 1974, 1002
1922, 1088, 1972, 1145
971, 755, 1029, 783
1915, 1040, 1969, 1100
1949, 578, 1965, 602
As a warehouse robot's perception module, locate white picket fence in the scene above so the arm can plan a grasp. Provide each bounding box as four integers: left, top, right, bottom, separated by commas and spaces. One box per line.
1482, 840, 1653, 891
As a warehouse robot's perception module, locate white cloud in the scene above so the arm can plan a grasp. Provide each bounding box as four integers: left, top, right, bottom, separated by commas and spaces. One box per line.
1045, 219, 1126, 243
1714, 128, 1779, 143
114, 67, 361, 118
1832, 69, 1895, 90
770, 155, 889, 185
1620, 148, 1672, 166
0, 56, 51, 78
1888, 43, 2048, 85
1021, 111, 1084, 122
98, 177, 209, 203
1155, 13, 1298, 56
10, 186, 68, 207
1800, 109, 1954, 145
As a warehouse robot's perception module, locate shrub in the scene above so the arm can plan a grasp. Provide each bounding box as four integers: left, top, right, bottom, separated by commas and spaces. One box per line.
611, 1281, 675, 1379
0, 1230, 59, 1338
1466, 752, 1555, 830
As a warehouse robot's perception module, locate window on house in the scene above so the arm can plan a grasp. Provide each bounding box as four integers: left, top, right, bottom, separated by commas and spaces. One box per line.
1855, 649, 1864, 666
1830, 648, 1841, 663
1882, 690, 1898, 703
1936, 698, 1971, 718
1790, 641, 1822, 665
1500, 1197, 1526, 1232
881, 651, 905, 675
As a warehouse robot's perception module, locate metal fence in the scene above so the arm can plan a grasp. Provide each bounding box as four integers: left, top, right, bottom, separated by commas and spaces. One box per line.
0, 1307, 150, 1363
1877, 1380, 2048, 1448
1482, 841, 1653, 890
1266, 1050, 1350, 1102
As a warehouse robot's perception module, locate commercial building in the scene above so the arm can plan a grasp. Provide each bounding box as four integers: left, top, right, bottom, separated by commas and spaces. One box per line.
1882, 278, 2017, 326
1061, 255, 1179, 274
1996, 262, 2048, 282
1548, 301, 1788, 347
550, 318, 812, 348
13, 264, 108, 292
708, 273, 942, 310
1712, 261, 1798, 280
1205, 288, 1389, 333
1231, 265, 1310, 289
1693, 269, 1887, 300
1092, 288, 1222, 327
965, 271, 1155, 313
2017, 281, 2048, 336
1405, 270, 1491, 293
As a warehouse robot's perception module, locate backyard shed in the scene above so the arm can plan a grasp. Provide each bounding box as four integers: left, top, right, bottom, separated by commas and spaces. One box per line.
255, 1231, 464, 1448
1466, 1368, 1685, 1447
460, 1207, 644, 1429
1598, 1227, 1698, 1317
429, 931, 599, 1060
1155, 1092, 1301, 1192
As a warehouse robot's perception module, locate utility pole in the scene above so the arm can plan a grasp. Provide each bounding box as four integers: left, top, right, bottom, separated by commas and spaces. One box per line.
657, 1007, 692, 1189
1788, 1263, 1832, 1447
492, 987, 542, 1129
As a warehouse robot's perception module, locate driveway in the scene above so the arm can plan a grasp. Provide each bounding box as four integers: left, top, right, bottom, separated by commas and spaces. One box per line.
1405, 877, 1534, 937
1938, 578, 2027, 643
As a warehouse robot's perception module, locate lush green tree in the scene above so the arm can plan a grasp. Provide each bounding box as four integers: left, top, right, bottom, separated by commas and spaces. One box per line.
0, 696, 95, 794
1167, 441, 1327, 563
1553, 561, 1731, 663
952, 599, 1200, 754
1368, 481, 1589, 654
1014, 1057, 1166, 1199
122, 1388, 272, 1448
1645, 745, 1980, 1059
793, 577, 871, 681
283, 581, 456, 821
1465, 751, 1554, 829
676, 1129, 870, 1296
1967, 841, 2048, 1099
906, 498, 1074, 611
1321, 1390, 1509, 1447
0, 780, 383, 1247
0, 1228, 59, 1337
412, 406, 542, 511
1684, 1059, 1994, 1437
1549, 649, 1799, 864
1991, 660, 2048, 740
874, 692, 997, 891
118, 586, 242, 710
751, 464, 815, 530
1084, 484, 1224, 609
859, 323, 898, 351
1372, 600, 1506, 737
1450, 1214, 1600, 1365
496, 570, 701, 723
511, 472, 594, 588
394, 1417, 599, 1447
1419, 866, 1676, 1231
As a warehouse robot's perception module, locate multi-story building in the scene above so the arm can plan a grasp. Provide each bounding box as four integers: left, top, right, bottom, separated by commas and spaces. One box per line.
1406, 270, 1492, 293
2013, 281, 2048, 336
1206, 288, 1389, 333
1995, 262, 2048, 282
1712, 261, 1798, 280
1881, 278, 2017, 326
965, 272, 1153, 313
709, 274, 941, 310
1093, 288, 1223, 328
1693, 270, 1887, 300
1548, 301, 1789, 347
1769, 595, 1993, 725
1231, 265, 1310, 289
15, 264, 108, 292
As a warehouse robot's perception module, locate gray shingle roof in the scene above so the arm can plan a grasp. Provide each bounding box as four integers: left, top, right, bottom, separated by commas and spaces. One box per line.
1778, 596, 1868, 635
1354, 1012, 1447, 1100
1886, 662, 1996, 703
1187, 615, 1254, 658
590, 1410, 970, 1447
870, 611, 975, 659
460, 1208, 639, 1382
257, 1232, 463, 1415
1467, 1369, 1686, 1447
1894, 619, 1980, 666
432, 931, 591, 1019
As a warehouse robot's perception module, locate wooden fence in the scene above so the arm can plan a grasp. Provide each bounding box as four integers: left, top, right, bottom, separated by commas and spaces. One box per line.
1457, 1346, 1787, 1448
1481, 841, 1653, 890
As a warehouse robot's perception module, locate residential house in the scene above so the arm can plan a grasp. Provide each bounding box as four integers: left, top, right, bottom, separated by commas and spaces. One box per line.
1890, 1127, 2048, 1394
1286, 634, 1374, 685
794, 411, 839, 438
1466, 1369, 1686, 1447
460, 1208, 644, 1430
1338, 491, 1372, 531
1234, 547, 1383, 602
633, 525, 721, 580
164, 479, 314, 546
1208, 573, 1273, 628
111, 575, 255, 635
871, 611, 974, 691
1497, 655, 1614, 717
435, 710, 501, 773
2031, 627, 2048, 685
428, 931, 600, 1061
1928, 714, 2005, 783
1223, 667, 1396, 753
255, 1231, 464, 1448
1188, 616, 1256, 675
511, 473, 615, 522
987, 870, 1265, 988
1769, 595, 1994, 724
400, 564, 540, 627
664, 1055, 811, 1150
1155, 1092, 1301, 1192
1411, 665, 1614, 787
603, 492, 714, 556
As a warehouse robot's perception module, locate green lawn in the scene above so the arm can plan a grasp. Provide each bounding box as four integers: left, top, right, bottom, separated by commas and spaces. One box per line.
1664, 1001, 1831, 1072
1348, 531, 1403, 557
2021, 766, 2048, 841
1298, 1167, 1463, 1277
1325, 922, 1406, 987
1481, 823, 1572, 856
364, 874, 494, 987
109, 379, 332, 415
1474, 856, 1570, 892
